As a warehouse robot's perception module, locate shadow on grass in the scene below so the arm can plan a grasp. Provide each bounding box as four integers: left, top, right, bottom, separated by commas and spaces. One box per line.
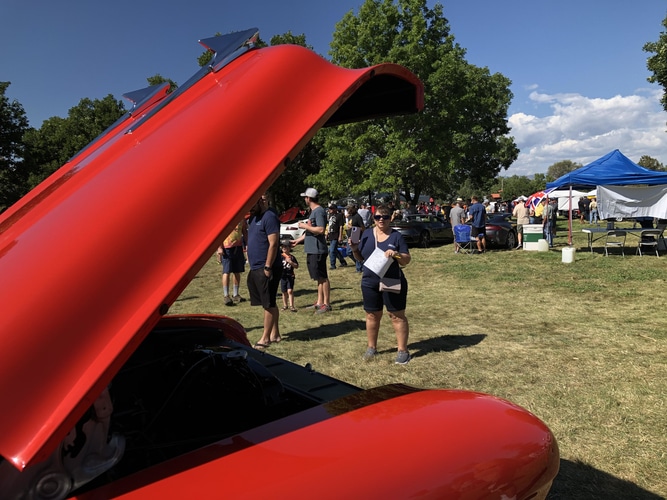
285, 319, 366, 342
409, 333, 486, 359
331, 298, 364, 311
548, 459, 664, 499
174, 295, 199, 302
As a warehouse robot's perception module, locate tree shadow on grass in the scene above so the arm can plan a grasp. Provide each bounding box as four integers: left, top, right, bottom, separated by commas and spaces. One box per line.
409, 333, 486, 359
548, 459, 664, 499
285, 319, 366, 342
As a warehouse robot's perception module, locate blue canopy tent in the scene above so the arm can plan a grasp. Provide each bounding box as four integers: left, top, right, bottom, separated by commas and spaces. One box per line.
546, 149, 667, 190
545, 150, 667, 245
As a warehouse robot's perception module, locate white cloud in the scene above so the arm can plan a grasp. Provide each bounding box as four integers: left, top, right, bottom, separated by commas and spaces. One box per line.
505, 88, 667, 176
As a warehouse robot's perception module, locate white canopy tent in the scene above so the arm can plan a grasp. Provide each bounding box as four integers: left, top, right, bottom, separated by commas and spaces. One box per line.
548, 189, 596, 212
598, 185, 667, 220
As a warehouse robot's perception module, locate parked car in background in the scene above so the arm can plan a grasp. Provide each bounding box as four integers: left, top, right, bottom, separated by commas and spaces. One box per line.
278, 206, 306, 223
0, 31, 559, 499
484, 213, 518, 249
280, 218, 307, 241
390, 214, 453, 247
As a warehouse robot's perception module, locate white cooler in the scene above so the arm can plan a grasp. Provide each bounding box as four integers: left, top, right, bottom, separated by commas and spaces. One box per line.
523, 224, 543, 251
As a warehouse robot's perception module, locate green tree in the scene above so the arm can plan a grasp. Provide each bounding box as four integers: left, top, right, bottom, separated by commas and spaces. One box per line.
531, 173, 546, 193
488, 175, 540, 202
267, 32, 324, 213
637, 155, 665, 171
546, 160, 582, 182
311, 0, 517, 204
270, 31, 313, 51
0, 82, 30, 210
23, 94, 126, 188
146, 74, 178, 93
644, 14, 667, 112
193, 31, 318, 213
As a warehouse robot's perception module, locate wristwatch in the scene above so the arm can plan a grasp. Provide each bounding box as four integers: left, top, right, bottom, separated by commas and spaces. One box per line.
264, 266, 272, 271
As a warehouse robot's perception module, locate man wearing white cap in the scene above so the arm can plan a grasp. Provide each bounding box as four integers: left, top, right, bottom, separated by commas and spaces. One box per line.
512, 198, 529, 249
450, 198, 466, 253
292, 188, 331, 314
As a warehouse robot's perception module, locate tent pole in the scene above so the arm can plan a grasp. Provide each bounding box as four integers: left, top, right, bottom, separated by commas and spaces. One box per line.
568, 185, 573, 246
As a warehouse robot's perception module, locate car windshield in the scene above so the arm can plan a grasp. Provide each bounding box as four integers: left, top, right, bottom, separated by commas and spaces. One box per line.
487, 214, 511, 223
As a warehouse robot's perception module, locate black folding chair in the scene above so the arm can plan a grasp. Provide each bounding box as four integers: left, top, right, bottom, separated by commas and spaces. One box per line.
636, 229, 661, 257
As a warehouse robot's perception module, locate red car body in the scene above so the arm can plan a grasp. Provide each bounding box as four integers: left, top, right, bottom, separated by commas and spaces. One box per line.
0, 30, 558, 498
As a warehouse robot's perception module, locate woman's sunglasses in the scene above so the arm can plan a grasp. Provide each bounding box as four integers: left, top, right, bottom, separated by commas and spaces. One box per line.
374, 214, 391, 220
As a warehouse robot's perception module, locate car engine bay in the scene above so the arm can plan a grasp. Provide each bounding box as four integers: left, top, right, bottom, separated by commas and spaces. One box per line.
0, 321, 358, 499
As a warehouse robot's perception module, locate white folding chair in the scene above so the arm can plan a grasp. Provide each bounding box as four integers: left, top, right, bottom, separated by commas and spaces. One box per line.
604, 230, 625, 257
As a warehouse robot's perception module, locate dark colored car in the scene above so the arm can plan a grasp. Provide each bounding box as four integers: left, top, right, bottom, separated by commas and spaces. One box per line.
390, 214, 453, 247
484, 213, 518, 249
0, 31, 559, 499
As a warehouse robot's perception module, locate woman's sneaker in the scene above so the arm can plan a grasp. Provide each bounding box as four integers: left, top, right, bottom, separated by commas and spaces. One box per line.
363, 347, 378, 361
314, 304, 331, 314
395, 350, 411, 365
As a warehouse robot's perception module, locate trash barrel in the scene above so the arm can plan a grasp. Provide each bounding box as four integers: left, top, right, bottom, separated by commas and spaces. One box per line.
562, 247, 575, 263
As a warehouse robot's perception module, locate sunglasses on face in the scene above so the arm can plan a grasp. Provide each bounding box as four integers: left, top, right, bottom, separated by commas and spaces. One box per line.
374, 214, 391, 220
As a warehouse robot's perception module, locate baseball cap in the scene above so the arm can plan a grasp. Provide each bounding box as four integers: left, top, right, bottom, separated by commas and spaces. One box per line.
328, 203, 337, 210
456, 197, 463, 202
300, 187, 318, 198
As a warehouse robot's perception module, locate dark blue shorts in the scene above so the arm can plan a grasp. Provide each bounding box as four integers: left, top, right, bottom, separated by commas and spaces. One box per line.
471, 226, 485, 238
361, 277, 408, 312
247, 267, 282, 309
221, 246, 245, 274
280, 275, 295, 293
306, 253, 328, 281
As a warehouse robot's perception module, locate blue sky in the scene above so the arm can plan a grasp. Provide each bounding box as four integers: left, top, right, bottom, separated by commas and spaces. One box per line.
2, 0, 666, 176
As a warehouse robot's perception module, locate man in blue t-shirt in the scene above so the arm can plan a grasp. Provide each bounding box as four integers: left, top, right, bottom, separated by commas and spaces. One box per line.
246, 194, 283, 348
467, 195, 487, 253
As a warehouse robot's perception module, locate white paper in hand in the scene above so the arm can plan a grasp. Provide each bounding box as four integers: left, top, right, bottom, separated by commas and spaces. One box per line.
362, 247, 392, 277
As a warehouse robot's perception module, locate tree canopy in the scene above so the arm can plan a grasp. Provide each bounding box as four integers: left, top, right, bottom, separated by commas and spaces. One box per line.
146, 74, 178, 93
4, 5, 521, 213
0, 82, 30, 210
309, 0, 518, 204
546, 160, 582, 182
638, 155, 666, 171
644, 14, 667, 113
22, 95, 126, 190
488, 173, 546, 201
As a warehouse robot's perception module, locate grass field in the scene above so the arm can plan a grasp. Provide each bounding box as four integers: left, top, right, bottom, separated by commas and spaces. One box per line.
170, 219, 667, 499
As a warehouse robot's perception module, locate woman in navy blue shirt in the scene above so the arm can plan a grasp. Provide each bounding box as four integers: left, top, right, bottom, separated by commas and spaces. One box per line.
350, 204, 412, 364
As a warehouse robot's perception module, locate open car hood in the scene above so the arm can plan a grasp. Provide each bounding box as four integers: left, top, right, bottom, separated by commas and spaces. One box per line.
0, 31, 423, 469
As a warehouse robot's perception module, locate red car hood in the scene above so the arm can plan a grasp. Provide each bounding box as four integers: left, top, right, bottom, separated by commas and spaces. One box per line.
76, 388, 558, 499
0, 38, 423, 469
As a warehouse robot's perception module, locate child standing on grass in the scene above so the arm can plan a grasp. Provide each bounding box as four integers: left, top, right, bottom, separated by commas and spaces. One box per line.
280, 241, 299, 312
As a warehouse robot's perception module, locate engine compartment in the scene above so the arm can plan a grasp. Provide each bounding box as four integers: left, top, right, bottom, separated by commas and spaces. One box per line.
104, 327, 306, 480
1, 320, 347, 499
